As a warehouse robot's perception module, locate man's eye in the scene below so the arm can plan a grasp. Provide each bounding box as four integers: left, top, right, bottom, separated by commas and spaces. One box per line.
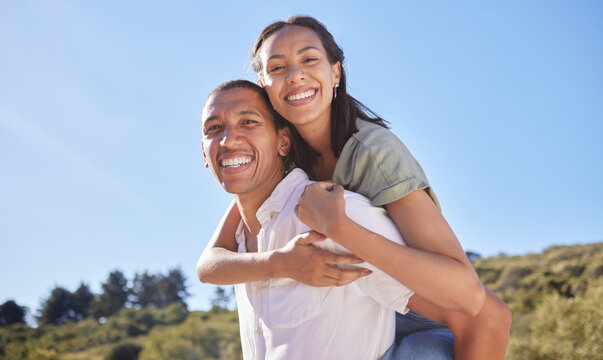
242, 119, 258, 125
204, 125, 222, 134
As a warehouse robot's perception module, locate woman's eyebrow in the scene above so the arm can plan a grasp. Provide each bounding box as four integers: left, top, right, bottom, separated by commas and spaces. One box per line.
267, 46, 320, 61
297, 46, 319, 55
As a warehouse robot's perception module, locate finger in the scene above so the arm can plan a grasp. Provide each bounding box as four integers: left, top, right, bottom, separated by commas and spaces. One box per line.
327, 253, 365, 265
323, 268, 372, 286
295, 231, 326, 245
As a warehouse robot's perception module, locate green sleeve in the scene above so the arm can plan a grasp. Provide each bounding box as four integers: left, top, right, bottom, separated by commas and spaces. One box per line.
332, 120, 440, 209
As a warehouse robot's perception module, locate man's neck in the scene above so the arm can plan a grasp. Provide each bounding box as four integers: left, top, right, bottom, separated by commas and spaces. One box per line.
234, 170, 285, 239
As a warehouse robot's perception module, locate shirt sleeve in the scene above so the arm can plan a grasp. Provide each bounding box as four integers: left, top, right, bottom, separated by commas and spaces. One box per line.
332, 120, 440, 209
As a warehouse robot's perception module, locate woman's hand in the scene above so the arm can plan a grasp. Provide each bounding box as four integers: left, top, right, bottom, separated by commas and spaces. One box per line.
295, 182, 347, 237
274, 231, 371, 287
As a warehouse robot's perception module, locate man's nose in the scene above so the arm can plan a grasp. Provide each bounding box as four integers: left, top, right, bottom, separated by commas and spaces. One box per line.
220, 126, 242, 148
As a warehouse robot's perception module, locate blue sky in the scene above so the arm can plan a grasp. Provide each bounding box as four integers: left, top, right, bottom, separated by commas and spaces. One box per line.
1, 1, 602, 321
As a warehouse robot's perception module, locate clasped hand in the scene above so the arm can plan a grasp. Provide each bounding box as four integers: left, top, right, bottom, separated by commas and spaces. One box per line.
276, 231, 371, 287
295, 181, 347, 238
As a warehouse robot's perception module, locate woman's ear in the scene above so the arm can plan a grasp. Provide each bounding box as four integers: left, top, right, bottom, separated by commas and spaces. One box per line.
331, 61, 342, 84
258, 77, 265, 87
277, 127, 292, 157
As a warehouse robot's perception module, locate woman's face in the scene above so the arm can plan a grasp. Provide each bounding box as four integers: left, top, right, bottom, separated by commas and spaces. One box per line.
259, 25, 341, 130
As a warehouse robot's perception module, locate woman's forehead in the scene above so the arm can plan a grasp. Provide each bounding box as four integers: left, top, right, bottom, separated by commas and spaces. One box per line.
261, 25, 325, 59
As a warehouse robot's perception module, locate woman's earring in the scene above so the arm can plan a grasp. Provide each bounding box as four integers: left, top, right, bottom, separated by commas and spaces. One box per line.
333, 82, 339, 100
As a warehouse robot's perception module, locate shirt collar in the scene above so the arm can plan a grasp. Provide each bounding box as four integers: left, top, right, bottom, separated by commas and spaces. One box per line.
256, 168, 308, 224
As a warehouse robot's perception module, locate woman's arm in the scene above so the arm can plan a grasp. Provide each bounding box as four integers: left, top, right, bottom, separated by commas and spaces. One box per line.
296, 183, 486, 315
196, 200, 370, 286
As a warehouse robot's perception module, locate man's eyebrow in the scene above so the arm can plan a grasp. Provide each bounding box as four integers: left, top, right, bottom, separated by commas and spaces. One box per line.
203, 115, 220, 125
239, 110, 262, 117
267, 46, 320, 61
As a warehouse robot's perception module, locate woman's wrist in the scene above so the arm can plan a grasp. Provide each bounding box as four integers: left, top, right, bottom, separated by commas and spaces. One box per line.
324, 213, 352, 244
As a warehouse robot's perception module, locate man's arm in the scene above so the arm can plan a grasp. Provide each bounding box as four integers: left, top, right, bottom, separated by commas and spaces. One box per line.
196, 200, 371, 286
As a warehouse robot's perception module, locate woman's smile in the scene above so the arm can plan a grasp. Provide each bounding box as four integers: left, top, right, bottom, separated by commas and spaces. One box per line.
259, 25, 340, 129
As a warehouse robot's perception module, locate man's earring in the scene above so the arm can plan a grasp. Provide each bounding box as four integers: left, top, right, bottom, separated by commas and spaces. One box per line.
333, 82, 339, 99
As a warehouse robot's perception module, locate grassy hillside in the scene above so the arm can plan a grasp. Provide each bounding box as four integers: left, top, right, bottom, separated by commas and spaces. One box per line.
1, 242, 601, 359
0, 305, 240, 360
474, 242, 602, 359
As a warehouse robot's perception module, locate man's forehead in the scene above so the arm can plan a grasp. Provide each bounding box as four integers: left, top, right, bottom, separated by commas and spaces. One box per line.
202, 88, 270, 123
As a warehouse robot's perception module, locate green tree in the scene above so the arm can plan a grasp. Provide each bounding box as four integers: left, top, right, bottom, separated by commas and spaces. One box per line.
132, 272, 158, 308
92, 271, 130, 319
211, 286, 233, 309
0, 299, 27, 326
73, 283, 94, 320
156, 268, 189, 309
38, 287, 78, 325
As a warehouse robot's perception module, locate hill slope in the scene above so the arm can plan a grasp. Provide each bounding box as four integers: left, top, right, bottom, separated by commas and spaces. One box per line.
1, 242, 601, 359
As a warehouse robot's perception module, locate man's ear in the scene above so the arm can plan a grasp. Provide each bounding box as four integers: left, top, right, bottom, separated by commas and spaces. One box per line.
202, 143, 209, 168
277, 127, 292, 157
331, 61, 342, 84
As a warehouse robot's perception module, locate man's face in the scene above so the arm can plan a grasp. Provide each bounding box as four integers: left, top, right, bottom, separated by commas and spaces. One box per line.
202, 87, 290, 197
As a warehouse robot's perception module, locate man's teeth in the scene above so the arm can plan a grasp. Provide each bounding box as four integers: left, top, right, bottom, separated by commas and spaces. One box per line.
287, 89, 315, 101
221, 157, 251, 167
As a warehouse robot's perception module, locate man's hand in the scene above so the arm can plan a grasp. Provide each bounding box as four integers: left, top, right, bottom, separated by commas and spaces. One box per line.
273, 231, 371, 287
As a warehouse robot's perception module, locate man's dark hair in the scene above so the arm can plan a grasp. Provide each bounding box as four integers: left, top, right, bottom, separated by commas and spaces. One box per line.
205, 79, 317, 172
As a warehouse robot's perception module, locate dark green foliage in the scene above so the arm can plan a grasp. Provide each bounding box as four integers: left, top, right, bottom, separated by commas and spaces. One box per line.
0, 300, 26, 326
104, 342, 142, 360
131, 268, 189, 309
37, 287, 79, 325
132, 273, 158, 308
154, 268, 189, 309
92, 271, 131, 320
73, 283, 94, 320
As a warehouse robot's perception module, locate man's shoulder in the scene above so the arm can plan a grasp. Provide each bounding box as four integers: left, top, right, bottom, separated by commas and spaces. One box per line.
342, 190, 387, 218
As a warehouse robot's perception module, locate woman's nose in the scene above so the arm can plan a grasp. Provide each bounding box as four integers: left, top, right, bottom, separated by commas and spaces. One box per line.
287, 65, 306, 83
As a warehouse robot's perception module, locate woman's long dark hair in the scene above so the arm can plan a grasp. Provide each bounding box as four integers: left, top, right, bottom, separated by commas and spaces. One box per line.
251, 16, 388, 157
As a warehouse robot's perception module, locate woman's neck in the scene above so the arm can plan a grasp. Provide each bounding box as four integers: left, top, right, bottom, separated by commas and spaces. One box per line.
295, 116, 339, 181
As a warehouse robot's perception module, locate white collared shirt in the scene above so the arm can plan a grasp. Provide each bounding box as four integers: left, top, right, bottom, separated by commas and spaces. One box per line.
234, 169, 414, 360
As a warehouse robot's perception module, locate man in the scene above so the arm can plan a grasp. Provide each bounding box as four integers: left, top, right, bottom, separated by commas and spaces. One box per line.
200, 80, 415, 359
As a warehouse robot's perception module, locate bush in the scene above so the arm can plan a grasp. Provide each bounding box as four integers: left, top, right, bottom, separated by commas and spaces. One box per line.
105, 342, 142, 360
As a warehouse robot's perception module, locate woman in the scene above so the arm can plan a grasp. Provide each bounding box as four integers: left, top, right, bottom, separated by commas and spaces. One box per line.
199, 16, 511, 359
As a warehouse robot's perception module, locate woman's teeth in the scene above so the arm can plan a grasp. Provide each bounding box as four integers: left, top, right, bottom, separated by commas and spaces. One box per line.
221, 157, 251, 167
287, 89, 316, 101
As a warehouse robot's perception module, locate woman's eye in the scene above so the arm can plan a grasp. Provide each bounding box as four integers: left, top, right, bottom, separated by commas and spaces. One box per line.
268, 65, 284, 73
243, 119, 258, 125
303, 57, 318, 63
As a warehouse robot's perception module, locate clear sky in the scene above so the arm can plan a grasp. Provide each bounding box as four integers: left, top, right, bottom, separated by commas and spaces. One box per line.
1, 1, 602, 322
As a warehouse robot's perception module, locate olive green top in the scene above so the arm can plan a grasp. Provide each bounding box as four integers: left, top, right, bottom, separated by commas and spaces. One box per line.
332, 119, 440, 209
